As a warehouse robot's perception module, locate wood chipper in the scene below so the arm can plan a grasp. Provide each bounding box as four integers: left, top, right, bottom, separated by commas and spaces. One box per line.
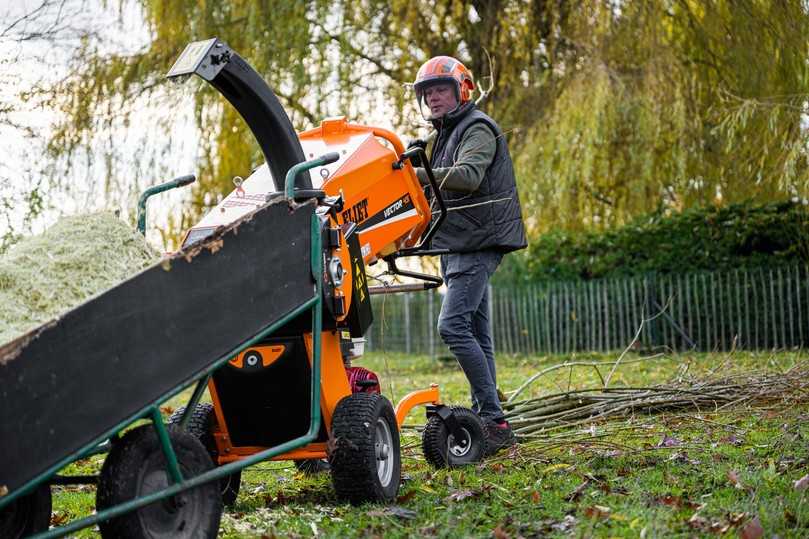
0, 38, 486, 539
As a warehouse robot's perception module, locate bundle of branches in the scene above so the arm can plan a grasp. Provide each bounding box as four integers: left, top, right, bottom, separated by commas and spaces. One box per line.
504, 363, 809, 437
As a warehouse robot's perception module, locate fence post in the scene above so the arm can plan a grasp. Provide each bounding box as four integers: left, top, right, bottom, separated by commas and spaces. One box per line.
489, 284, 495, 353
402, 293, 411, 354
797, 265, 804, 347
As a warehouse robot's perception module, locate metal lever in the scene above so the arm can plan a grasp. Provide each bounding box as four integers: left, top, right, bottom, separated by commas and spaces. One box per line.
137, 174, 196, 234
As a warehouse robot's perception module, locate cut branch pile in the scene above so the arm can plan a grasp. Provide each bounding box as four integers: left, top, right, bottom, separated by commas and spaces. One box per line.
504, 363, 809, 437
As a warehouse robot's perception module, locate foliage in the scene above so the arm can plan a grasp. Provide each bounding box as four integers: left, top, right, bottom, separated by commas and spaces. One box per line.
497, 200, 809, 283
5, 1, 809, 251
516, 0, 809, 235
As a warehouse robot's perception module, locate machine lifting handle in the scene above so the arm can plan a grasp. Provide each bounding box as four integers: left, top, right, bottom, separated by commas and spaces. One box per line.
284, 152, 341, 200
137, 174, 197, 234
394, 146, 446, 254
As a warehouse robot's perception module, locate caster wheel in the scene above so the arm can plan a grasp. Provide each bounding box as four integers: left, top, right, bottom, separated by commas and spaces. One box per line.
168, 404, 241, 506
96, 424, 222, 538
329, 393, 401, 504
422, 406, 486, 468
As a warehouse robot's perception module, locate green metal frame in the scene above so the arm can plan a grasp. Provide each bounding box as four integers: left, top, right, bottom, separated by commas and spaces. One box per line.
17, 211, 324, 539
284, 153, 339, 199
137, 175, 196, 234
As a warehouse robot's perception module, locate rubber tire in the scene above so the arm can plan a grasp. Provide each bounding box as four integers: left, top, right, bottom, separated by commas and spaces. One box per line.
422, 407, 486, 468
96, 425, 222, 539
0, 484, 51, 538
329, 393, 401, 504
168, 404, 241, 506
294, 459, 331, 475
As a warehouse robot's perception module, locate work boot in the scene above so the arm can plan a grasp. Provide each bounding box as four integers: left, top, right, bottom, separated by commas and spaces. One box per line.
483, 419, 517, 457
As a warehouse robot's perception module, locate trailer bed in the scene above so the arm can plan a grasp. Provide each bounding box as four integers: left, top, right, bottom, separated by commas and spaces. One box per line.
0, 200, 315, 496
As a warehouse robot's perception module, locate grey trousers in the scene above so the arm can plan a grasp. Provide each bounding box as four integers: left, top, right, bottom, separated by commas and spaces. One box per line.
438, 250, 504, 422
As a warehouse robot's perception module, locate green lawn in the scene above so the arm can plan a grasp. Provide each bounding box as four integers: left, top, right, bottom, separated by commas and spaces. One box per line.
51, 349, 809, 538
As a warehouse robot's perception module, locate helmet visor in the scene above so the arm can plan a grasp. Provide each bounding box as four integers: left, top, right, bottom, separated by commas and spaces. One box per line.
415, 77, 460, 121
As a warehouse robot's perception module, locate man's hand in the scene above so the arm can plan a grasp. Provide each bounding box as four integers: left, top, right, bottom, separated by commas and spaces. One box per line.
406, 138, 428, 168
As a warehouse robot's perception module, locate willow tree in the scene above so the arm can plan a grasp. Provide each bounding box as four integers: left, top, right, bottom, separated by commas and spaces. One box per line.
33, 0, 570, 247
27, 0, 809, 251
516, 0, 809, 235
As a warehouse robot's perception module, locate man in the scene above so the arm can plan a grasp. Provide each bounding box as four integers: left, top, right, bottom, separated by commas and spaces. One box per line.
411, 56, 527, 456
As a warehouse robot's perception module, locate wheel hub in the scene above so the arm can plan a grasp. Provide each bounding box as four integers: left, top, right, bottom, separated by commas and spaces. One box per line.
374, 418, 394, 487
447, 427, 473, 457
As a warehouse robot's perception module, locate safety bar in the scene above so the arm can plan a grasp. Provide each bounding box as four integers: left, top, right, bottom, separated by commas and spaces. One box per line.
137, 175, 196, 234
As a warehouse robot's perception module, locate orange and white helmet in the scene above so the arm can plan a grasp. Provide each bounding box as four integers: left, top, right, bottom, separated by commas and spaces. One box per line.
413, 56, 475, 115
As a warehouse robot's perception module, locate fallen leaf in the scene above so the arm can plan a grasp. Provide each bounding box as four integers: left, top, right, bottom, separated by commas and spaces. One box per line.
657, 434, 682, 448
654, 494, 702, 510
583, 505, 611, 519
727, 470, 743, 489
738, 516, 764, 539
720, 434, 743, 446
531, 491, 541, 503
794, 474, 809, 491
444, 489, 476, 503
492, 525, 510, 539
50, 512, 70, 526
543, 463, 572, 474
396, 489, 417, 504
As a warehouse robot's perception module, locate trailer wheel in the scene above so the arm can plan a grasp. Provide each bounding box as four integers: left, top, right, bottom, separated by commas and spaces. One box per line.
329, 393, 401, 504
168, 404, 241, 506
0, 484, 51, 538
422, 407, 486, 468
96, 425, 222, 539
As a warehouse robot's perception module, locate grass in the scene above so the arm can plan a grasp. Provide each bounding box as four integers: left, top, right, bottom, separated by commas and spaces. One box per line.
49, 349, 809, 538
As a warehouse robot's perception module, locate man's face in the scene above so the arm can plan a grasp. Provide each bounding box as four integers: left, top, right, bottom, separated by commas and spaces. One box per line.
423, 83, 458, 119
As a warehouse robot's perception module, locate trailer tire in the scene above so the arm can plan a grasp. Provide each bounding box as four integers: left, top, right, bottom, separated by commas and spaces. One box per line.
422, 407, 486, 468
168, 404, 241, 506
0, 484, 51, 538
96, 425, 222, 539
329, 393, 400, 504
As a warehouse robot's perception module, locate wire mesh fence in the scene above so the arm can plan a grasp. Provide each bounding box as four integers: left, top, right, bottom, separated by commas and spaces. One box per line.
366, 264, 809, 356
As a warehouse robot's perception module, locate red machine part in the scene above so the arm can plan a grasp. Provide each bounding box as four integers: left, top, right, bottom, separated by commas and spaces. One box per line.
346, 366, 380, 394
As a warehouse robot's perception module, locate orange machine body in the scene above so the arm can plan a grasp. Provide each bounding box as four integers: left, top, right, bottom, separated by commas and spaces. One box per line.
187, 118, 440, 465
180, 117, 431, 267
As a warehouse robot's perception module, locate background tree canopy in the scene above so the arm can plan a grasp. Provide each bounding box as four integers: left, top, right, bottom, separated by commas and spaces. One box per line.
5, 0, 809, 254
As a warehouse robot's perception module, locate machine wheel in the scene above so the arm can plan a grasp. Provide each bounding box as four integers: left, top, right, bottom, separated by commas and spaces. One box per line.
294, 459, 331, 475
0, 484, 51, 538
168, 404, 241, 506
96, 425, 222, 539
422, 407, 486, 468
329, 393, 401, 504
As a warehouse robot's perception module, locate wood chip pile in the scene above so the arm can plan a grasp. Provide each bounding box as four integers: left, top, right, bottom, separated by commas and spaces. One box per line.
0, 212, 160, 345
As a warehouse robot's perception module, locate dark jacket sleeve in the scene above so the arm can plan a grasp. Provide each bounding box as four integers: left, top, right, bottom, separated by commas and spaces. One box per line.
416, 123, 497, 193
